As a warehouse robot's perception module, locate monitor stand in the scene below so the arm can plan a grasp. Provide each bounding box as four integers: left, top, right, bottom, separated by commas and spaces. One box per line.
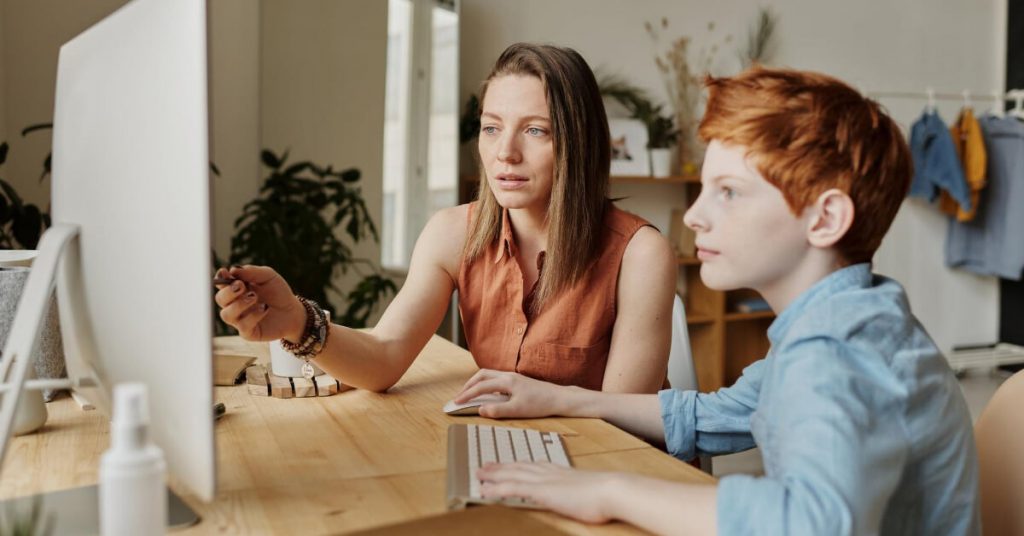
0, 485, 199, 534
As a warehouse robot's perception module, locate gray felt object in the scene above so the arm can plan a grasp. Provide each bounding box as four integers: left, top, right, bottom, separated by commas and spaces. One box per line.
0, 267, 67, 401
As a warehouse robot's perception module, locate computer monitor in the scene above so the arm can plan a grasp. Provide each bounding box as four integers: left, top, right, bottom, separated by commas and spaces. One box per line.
0, 0, 215, 514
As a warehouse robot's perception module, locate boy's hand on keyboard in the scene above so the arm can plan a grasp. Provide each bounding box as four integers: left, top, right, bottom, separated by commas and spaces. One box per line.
454, 369, 566, 419
478, 463, 616, 524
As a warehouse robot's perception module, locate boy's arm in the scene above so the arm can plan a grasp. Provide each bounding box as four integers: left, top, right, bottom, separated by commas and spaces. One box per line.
458, 358, 767, 457
717, 337, 909, 535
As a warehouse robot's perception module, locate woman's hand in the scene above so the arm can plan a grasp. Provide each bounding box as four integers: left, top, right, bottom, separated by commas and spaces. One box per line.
453, 369, 573, 419
478, 463, 618, 524
214, 265, 306, 342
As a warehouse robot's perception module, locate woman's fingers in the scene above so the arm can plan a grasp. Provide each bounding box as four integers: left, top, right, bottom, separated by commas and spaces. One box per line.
219, 290, 260, 326
457, 369, 498, 397
214, 278, 248, 308
454, 377, 509, 404
234, 302, 272, 339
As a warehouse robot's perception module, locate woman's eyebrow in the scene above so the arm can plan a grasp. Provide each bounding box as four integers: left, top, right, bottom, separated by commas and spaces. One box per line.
480, 111, 550, 123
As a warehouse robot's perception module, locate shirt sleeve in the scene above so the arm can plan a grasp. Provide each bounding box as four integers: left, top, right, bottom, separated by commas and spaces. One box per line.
659, 358, 765, 461
716, 336, 909, 536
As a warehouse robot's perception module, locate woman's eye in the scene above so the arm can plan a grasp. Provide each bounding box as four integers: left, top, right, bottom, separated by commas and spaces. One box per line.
721, 187, 735, 200
526, 127, 546, 136
481, 126, 498, 135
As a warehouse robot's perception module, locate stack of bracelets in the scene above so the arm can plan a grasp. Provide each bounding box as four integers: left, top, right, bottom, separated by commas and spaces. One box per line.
279, 296, 330, 379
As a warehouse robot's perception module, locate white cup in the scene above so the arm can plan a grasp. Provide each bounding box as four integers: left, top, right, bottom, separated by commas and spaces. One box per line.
0, 250, 49, 435
269, 309, 328, 378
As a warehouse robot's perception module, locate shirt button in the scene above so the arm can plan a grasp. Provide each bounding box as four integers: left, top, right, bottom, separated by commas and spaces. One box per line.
515, 326, 524, 335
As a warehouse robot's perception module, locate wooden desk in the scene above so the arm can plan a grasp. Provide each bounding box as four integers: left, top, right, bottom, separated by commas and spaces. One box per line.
1, 335, 714, 534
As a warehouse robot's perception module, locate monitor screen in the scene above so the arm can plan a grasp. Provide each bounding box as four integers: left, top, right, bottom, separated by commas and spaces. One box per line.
51, 0, 215, 502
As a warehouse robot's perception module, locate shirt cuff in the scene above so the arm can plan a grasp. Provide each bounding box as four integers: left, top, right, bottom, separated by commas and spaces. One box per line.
658, 388, 697, 461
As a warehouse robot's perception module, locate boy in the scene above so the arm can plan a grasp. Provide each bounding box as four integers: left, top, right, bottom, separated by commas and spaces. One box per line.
454, 67, 980, 535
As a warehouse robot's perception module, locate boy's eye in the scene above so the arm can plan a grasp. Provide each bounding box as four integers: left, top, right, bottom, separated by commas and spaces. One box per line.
720, 187, 736, 200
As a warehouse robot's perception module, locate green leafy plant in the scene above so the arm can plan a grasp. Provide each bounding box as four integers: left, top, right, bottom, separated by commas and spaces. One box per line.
598, 75, 679, 149
218, 149, 396, 331
0, 140, 50, 250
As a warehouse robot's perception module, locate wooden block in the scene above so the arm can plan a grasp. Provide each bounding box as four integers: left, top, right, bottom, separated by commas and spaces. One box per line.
292, 377, 316, 398
214, 354, 257, 386
313, 374, 338, 396
268, 373, 294, 399
245, 365, 270, 397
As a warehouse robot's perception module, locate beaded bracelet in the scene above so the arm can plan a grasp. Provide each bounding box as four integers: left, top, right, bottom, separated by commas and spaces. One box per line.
279, 296, 330, 378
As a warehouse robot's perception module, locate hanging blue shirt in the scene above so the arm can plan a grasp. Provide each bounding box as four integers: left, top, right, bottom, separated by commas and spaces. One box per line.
659, 264, 979, 535
946, 115, 1024, 280
908, 110, 972, 212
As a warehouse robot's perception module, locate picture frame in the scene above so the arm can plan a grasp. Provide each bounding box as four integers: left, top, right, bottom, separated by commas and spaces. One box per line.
608, 118, 649, 176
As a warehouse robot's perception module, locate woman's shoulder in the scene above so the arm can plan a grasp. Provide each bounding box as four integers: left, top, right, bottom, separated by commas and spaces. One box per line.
604, 202, 654, 237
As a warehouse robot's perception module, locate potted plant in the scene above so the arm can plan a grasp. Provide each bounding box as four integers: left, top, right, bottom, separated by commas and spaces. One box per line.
599, 75, 679, 177
217, 149, 396, 332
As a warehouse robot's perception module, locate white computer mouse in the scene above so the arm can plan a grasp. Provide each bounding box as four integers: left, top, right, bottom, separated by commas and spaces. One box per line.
442, 393, 511, 416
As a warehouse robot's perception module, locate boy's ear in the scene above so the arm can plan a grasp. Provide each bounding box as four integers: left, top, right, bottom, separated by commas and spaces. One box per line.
806, 188, 855, 249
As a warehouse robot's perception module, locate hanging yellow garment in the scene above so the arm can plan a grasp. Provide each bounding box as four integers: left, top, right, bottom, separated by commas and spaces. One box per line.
939, 108, 987, 221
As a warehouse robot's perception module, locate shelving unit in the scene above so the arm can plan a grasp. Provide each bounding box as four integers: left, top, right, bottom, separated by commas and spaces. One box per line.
611, 174, 774, 392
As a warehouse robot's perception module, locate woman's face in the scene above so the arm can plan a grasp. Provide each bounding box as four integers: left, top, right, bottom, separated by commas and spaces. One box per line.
478, 74, 556, 214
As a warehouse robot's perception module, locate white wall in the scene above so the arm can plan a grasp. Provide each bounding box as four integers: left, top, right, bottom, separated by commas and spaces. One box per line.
460, 0, 1006, 354
0, 0, 128, 207
208, 0, 261, 258
260, 0, 388, 309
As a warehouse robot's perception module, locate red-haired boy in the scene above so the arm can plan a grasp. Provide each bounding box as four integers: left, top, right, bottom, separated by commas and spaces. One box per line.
455, 68, 980, 535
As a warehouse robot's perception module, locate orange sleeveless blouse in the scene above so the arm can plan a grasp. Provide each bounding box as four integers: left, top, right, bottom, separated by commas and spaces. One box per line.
457, 202, 652, 390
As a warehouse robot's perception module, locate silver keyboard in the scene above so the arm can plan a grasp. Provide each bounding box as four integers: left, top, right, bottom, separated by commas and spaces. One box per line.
446, 424, 571, 510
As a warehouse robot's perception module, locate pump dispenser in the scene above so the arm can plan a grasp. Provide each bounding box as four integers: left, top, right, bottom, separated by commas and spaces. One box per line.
99, 383, 167, 535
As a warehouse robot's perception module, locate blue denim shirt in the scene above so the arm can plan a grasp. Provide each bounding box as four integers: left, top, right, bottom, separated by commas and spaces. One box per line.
908, 110, 972, 212
659, 264, 979, 535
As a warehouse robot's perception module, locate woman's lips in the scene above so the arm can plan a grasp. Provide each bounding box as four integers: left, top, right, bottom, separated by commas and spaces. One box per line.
495, 174, 528, 190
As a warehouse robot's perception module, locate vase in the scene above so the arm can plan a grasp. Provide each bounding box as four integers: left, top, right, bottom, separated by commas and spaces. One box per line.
649, 147, 674, 178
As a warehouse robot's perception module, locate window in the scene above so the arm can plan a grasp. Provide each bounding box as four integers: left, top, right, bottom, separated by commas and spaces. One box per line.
382, 0, 459, 270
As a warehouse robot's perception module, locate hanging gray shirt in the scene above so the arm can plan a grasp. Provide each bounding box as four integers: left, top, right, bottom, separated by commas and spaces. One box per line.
945, 115, 1024, 280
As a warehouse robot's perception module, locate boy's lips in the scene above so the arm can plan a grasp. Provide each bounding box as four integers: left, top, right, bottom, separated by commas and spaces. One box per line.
696, 246, 720, 260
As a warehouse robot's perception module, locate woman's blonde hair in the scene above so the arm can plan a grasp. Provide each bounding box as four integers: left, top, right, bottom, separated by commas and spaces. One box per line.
465, 43, 610, 313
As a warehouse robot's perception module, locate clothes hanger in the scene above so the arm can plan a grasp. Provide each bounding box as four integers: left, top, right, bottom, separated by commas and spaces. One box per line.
926, 87, 937, 113
1010, 91, 1024, 120
990, 90, 1005, 118
962, 89, 972, 110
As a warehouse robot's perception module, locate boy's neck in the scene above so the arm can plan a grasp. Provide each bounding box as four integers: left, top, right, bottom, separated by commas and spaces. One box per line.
758, 249, 850, 314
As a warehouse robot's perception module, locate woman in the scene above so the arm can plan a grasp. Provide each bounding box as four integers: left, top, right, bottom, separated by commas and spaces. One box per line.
215, 43, 676, 394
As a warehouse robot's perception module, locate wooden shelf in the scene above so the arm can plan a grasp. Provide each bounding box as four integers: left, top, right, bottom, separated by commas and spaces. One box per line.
686, 313, 715, 325
724, 311, 775, 322
611, 175, 700, 185
677, 255, 701, 266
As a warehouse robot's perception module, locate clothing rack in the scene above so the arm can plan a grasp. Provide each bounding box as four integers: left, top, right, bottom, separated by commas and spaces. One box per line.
866, 88, 1024, 116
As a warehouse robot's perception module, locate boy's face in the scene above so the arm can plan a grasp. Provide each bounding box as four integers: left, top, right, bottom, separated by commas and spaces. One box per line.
684, 140, 813, 292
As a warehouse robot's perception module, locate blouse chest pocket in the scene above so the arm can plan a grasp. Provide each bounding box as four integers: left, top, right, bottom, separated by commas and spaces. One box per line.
517, 338, 610, 390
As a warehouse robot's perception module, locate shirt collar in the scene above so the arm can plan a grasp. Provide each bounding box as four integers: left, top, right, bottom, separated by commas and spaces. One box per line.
767, 263, 873, 345
493, 207, 517, 264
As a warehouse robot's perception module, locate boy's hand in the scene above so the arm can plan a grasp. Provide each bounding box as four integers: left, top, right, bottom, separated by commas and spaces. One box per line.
214, 265, 306, 342
478, 463, 618, 524
453, 369, 570, 419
